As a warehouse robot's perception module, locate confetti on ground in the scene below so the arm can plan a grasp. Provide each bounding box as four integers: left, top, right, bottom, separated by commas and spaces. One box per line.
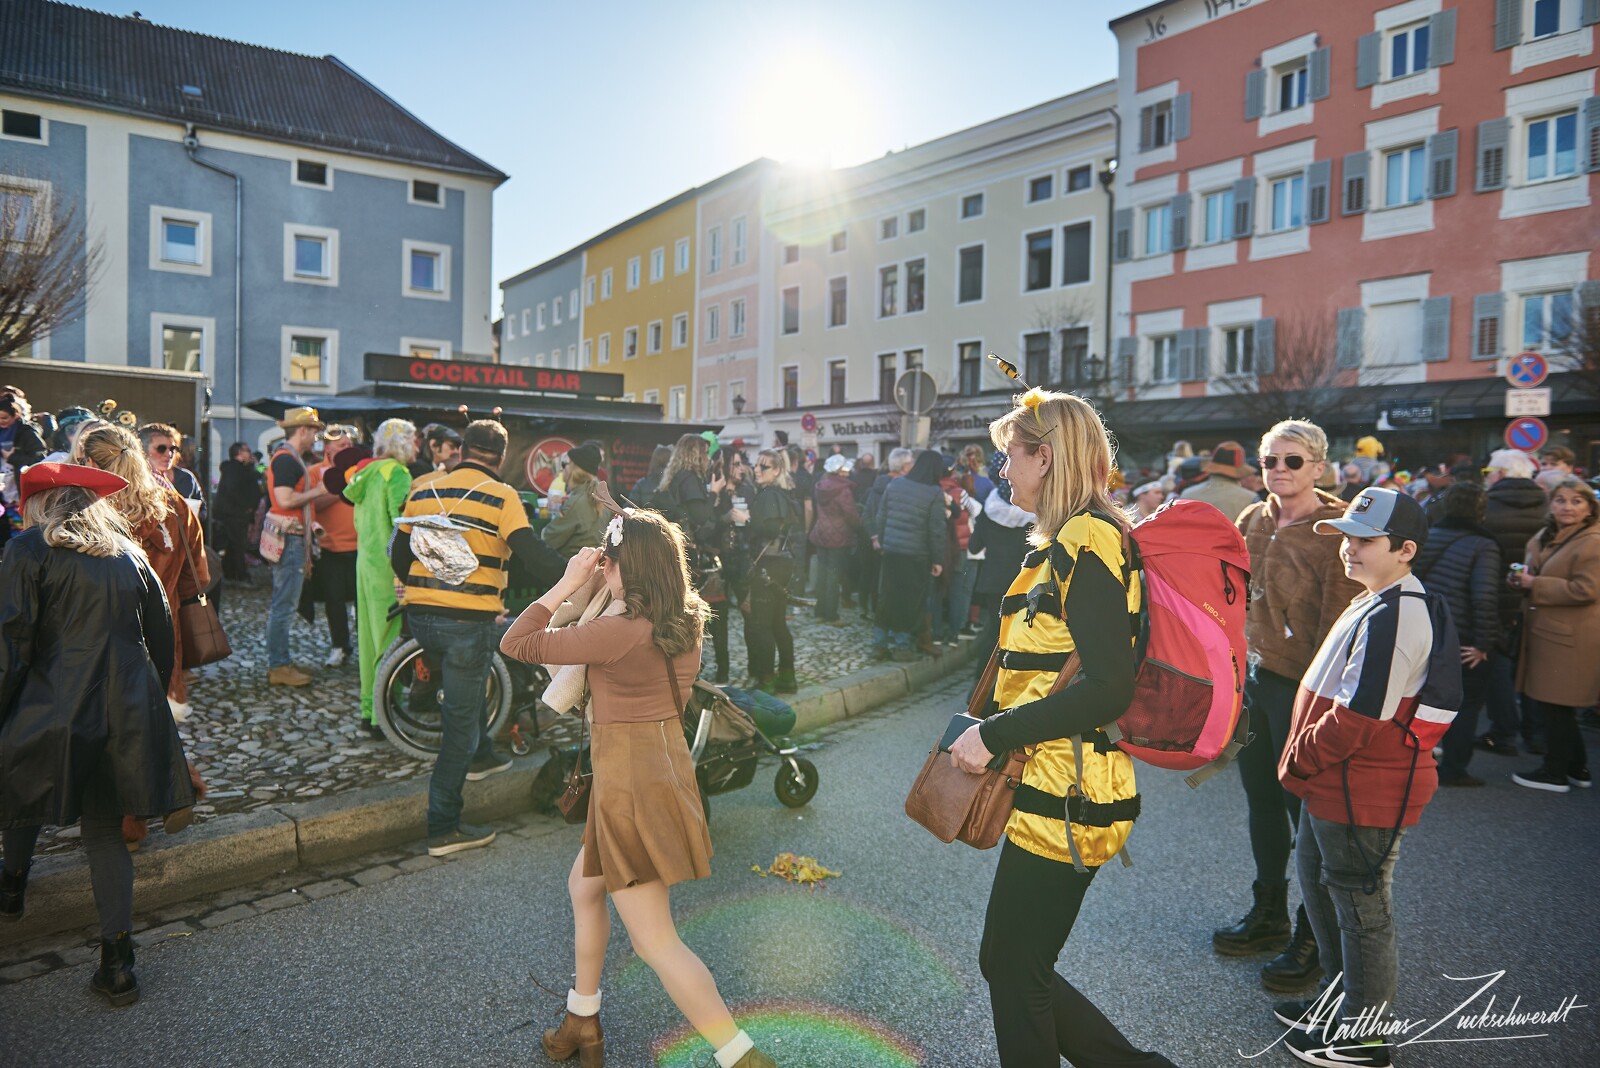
751, 852, 842, 889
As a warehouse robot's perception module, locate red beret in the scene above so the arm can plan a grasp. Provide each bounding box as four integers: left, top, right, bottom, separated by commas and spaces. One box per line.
19, 462, 129, 510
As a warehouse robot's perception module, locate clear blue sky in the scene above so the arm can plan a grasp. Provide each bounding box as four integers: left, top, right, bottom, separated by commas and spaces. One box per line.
84, 0, 1121, 313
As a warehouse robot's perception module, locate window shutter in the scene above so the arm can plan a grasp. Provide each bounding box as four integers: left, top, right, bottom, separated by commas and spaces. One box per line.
1176, 329, 1196, 382
1422, 296, 1452, 362
1428, 9, 1457, 67
1112, 208, 1134, 263
1585, 0, 1600, 27
1138, 106, 1154, 151
1173, 92, 1192, 141
1355, 33, 1381, 89
1336, 307, 1365, 369
1306, 159, 1333, 224
1426, 129, 1459, 198
1309, 47, 1331, 101
1476, 118, 1510, 191
1254, 317, 1276, 376
1191, 327, 1211, 381
1342, 151, 1369, 215
1113, 336, 1138, 387
1584, 97, 1600, 173
1472, 294, 1504, 360
1231, 177, 1256, 239
1244, 69, 1266, 121
1170, 192, 1191, 251
1577, 280, 1600, 335
1495, 0, 1523, 50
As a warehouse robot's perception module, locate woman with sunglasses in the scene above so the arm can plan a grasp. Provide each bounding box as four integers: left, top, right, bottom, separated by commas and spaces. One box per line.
1212, 419, 1361, 993
741, 449, 800, 692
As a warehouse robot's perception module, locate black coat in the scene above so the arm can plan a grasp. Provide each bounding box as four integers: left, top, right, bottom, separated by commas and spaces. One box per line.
0, 529, 192, 828
215, 458, 263, 517
1484, 478, 1548, 633
1413, 521, 1501, 652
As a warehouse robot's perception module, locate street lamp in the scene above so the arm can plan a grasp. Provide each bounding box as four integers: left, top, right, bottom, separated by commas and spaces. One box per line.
731, 393, 746, 415
1084, 353, 1105, 385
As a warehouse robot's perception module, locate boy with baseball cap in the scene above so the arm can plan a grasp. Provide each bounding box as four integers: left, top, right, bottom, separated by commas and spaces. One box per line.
1273, 488, 1463, 1067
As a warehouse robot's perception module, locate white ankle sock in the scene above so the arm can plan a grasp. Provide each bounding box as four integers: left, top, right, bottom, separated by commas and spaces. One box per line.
567, 988, 601, 1016
713, 1030, 754, 1068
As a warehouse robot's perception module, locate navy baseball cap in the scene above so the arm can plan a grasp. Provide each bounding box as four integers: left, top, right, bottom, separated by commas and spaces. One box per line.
1315, 487, 1429, 548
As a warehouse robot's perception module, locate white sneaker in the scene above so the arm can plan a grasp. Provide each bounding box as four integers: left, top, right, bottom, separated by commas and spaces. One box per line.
325, 648, 348, 668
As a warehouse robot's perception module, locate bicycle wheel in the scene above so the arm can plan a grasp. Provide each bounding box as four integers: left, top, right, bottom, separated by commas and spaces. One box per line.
373, 637, 514, 761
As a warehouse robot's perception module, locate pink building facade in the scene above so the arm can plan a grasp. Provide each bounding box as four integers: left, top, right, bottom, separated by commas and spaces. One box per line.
694, 161, 778, 440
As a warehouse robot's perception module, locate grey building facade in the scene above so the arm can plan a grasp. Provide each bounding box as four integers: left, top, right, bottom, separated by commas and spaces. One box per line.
500, 251, 584, 369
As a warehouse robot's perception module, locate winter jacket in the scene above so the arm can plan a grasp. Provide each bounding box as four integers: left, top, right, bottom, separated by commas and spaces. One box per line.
875, 476, 947, 561
0, 528, 193, 827
1516, 522, 1600, 708
1237, 490, 1364, 681
1483, 478, 1548, 639
1412, 520, 1501, 652
862, 472, 893, 536
541, 477, 606, 558
1180, 474, 1259, 524
809, 472, 862, 550
972, 490, 1034, 597
940, 476, 974, 551
216, 458, 264, 517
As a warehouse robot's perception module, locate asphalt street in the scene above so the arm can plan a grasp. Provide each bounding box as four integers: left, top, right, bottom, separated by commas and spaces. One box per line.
3, 675, 1596, 1067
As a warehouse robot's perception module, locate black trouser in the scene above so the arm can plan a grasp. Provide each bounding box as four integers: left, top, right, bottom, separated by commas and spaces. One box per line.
1533, 700, 1588, 777
3, 818, 132, 940
325, 599, 351, 652
857, 544, 880, 614
1235, 667, 1303, 885
973, 591, 1001, 680
980, 839, 1175, 1068
1438, 661, 1491, 778
744, 588, 793, 679
705, 599, 729, 677
216, 508, 254, 580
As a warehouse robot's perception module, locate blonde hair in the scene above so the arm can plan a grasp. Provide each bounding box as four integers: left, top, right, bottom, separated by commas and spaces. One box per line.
77, 423, 172, 531
372, 418, 418, 464
24, 484, 140, 559
755, 447, 794, 491
661, 433, 710, 490
989, 389, 1124, 547
1260, 419, 1329, 463
607, 509, 710, 658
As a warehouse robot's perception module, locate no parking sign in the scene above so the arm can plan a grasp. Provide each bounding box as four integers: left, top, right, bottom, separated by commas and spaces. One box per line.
1505, 417, 1548, 453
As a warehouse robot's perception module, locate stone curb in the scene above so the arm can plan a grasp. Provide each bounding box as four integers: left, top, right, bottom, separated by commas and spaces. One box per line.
4, 640, 977, 944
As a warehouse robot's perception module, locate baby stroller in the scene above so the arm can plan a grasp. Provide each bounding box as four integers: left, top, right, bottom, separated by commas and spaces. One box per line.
685, 681, 818, 815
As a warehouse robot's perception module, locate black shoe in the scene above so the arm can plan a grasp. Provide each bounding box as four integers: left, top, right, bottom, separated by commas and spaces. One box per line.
1212, 879, 1290, 956
465, 750, 513, 782
1476, 734, 1518, 757
1512, 767, 1571, 793
426, 823, 497, 857
1284, 1027, 1391, 1067
361, 720, 386, 741
1438, 771, 1486, 787
1261, 905, 1324, 992
90, 932, 139, 1007
1569, 768, 1592, 789
1273, 998, 1319, 1031
0, 863, 27, 922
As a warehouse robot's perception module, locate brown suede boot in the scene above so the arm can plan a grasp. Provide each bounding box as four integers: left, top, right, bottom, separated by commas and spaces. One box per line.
542, 1011, 603, 1066
729, 1050, 778, 1068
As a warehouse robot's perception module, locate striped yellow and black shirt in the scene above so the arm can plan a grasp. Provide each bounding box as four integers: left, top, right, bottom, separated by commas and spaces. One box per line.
394, 462, 531, 619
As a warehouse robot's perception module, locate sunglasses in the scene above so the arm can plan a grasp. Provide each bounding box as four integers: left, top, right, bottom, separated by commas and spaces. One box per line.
1259, 454, 1308, 471
756, 462, 775, 470
152, 444, 178, 455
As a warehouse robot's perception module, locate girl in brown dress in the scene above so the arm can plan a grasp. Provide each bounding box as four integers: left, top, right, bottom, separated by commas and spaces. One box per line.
502, 509, 778, 1068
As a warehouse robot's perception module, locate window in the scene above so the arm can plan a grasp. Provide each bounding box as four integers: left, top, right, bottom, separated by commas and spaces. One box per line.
731, 217, 747, 266
1144, 203, 1172, 256
295, 160, 329, 186
1526, 112, 1579, 182
703, 383, 719, 418
907, 208, 926, 233
537, 303, 547, 330
705, 305, 720, 342
1146, 99, 1174, 149
879, 265, 899, 317
580, 339, 592, 369
411, 180, 441, 205
1024, 332, 1050, 386
650, 247, 665, 282
163, 219, 200, 265
881, 216, 899, 241
958, 342, 983, 394
783, 243, 800, 264
781, 287, 800, 335
520, 309, 530, 333
1025, 231, 1052, 291
404, 241, 448, 298
707, 227, 722, 273
669, 386, 686, 420
730, 298, 746, 337
1061, 223, 1092, 285
1384, 145, 1426, 206
1060, 327, 1090, 386
601, 268, 613, 299
675, 238, 690, 274
570, 289, 579, 317
627, 256, 641, 289
1532, 0, 1563, 39
293, 234, 328, 278
672, 313, 688, 348
878, 353, 897, 400
958, 245, 984, 303
829, 359, 847, 405
1523, 291, 1575, 351
961, 193, 985, 218
162, 325, 204, 372
1150, 334, 1178, 383
1224, 324, 1256, 375
1, 186, 36, 242
599, 333, 611, 364
1368, 301, 1424, 365
1278, 64, 1308, 112
647, 321, 663, 354
624, 327, 638, 359
905, 259, 926, 313
904, 348, 923, 370
1389, 22, 1430, 79
411, 250, 439, 290
553, 297, 563, 325
1270, 174, 1305, 231
405, 339, 447, 360
585, 276, 596, 304
831, 231, 847, 253
1066, 165, 1093, 193
1028, 175, 1054, 202
288, 333, 330, 386
644, 389, 659, 405
1203, 188, 1235, 243
1, 109, 43, 141
568, 344, 577, 368
782, 365, 799, 409
534, 352, 546, 367
829, 276, 848, 327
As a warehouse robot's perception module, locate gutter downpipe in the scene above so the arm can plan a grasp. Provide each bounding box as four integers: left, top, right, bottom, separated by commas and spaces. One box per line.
1102, 108, 1120, 389
183, 124, 243, 448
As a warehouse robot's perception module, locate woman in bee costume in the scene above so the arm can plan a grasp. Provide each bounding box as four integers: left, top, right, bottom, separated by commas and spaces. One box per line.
948, 384, 1174, 1068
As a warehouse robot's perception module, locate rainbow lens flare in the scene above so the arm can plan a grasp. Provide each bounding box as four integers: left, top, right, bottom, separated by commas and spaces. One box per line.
652, 1001, 921, 1067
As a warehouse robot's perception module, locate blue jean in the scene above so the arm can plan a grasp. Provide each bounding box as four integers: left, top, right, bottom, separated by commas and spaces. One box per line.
409, 613, 498, 838
1485, 651, 1543, 747
871, 625, 912, 651
267, 534, 307, 668
814, 544, 851, 621
944, 554, 977, 638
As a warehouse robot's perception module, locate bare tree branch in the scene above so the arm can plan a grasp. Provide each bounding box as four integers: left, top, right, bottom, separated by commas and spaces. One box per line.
1552, 294, 1600, 401
0, 176, 102, 360
1209, 311, 1382, 425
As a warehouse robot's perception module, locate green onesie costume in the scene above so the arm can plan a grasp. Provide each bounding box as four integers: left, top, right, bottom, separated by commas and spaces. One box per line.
344, 457, 413, 723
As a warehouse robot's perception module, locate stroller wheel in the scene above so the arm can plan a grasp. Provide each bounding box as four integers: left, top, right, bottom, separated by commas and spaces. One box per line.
774, 758, 818, 808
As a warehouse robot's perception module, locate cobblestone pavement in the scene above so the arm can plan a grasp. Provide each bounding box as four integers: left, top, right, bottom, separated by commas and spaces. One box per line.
30, 574, 938, 856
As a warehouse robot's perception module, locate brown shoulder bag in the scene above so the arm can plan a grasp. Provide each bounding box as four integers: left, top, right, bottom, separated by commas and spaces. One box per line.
557, 648, 688, 825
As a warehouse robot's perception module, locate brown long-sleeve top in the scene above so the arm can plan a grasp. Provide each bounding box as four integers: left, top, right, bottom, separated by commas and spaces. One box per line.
500, 602, 699, 724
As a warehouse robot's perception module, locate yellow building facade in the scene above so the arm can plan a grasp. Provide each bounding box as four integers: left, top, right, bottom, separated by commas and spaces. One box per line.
580, 196, 697, 419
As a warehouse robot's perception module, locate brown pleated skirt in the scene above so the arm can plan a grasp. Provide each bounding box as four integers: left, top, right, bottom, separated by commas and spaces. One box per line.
581, 718, 712, 893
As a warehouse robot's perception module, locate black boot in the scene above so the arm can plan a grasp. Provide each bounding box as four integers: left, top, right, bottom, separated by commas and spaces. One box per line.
1212, 879, 1291, 956
1261, 905, 1323, 992
0, 863, 27, 921
90, 932, 139, 1006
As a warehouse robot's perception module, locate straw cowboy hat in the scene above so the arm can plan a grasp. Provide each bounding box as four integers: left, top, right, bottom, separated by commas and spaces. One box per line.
277, 406, 325, 430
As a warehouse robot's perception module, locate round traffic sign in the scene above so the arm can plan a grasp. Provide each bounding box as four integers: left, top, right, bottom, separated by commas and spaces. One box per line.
1505, 417, 1548, 453
1505, 351, 1549, 389
894, 369, 938, 416
800, 412, 817, 433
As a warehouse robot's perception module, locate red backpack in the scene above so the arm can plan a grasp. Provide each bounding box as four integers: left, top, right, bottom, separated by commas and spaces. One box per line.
1109, 498, 1252, 787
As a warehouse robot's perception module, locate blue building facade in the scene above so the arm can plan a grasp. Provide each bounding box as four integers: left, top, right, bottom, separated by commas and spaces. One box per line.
500, 251, 584, 369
